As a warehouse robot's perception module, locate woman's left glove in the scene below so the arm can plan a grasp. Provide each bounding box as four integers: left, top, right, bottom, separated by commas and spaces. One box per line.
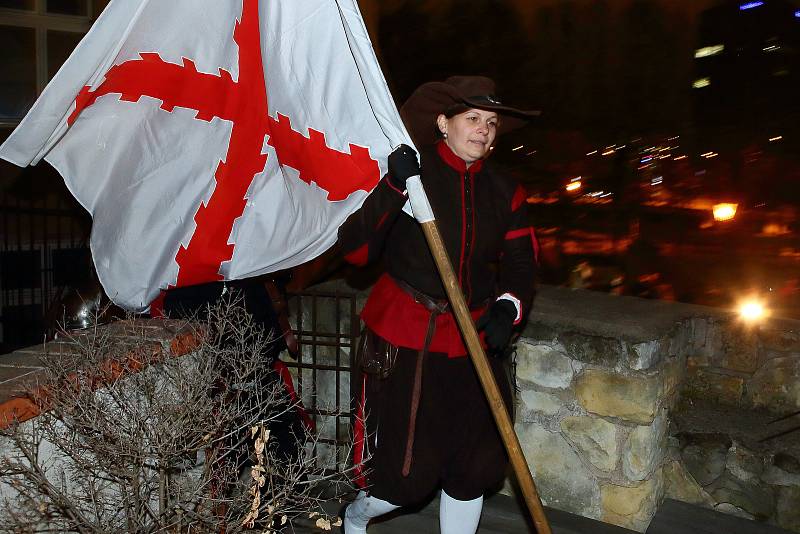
476, 299, 517, 355
387, 144, 420, 191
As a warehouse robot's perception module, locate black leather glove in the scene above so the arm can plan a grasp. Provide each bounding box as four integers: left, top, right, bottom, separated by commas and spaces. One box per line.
476, 299, 517, 355
386, 144, 420, 191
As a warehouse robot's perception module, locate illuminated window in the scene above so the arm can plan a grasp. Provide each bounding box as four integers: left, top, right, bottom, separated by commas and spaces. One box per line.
694, 44, 724, 58
693, 77, 711, 89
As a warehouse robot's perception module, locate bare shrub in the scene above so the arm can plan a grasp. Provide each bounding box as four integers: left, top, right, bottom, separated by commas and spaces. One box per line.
0, 296, 350, 533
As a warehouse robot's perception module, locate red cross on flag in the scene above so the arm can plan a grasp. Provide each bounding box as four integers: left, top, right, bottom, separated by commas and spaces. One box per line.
0, 0, 412, 310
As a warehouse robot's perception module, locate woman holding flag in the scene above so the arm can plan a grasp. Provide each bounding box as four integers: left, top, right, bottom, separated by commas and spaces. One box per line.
337, 76, 539, 534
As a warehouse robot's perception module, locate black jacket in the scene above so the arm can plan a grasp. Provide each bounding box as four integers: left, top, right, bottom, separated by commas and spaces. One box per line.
339, 141, 536, 317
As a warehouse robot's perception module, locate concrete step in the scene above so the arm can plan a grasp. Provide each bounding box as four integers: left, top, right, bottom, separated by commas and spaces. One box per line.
294, 492, 636, 533
646, 499, 794, 534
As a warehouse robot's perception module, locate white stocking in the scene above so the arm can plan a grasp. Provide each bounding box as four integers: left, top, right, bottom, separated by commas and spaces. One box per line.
343, 490, 400, 533
439, 490, 483, 534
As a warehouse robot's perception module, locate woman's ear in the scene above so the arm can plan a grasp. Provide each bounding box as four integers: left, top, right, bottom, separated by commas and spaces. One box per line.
436, 114, 448, 137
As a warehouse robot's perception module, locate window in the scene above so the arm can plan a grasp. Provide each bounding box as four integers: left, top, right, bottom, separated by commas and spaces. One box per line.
46, 0, 88, 16
0, 0, 35, 10
0, 26, 37, 119
0, 0, 96, 123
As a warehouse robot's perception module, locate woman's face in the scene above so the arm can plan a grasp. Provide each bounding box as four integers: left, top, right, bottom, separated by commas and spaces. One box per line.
437, 108, 498, 167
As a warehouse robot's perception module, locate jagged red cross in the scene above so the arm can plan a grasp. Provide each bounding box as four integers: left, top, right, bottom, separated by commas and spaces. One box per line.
68, 0, 380, 288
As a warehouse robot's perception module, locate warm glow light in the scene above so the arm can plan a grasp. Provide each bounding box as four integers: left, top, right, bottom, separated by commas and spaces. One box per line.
769, 135, 783, 142
693, 77, 711, 89
694, 44, 725, 58
738, 299, 768, 322
713, 203, 737, 222
566, 181, 582, 192
586, 150, 598, 156
512, 145, 523, 151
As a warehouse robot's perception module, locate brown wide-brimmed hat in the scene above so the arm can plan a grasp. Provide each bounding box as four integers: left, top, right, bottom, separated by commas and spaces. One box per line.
399, 75, 540, 147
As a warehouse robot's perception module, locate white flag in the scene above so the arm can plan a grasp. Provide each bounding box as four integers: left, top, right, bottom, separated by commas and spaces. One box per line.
0, 0, 412, 310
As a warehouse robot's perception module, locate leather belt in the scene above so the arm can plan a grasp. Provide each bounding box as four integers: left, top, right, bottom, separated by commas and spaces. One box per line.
393, 277, 449, 478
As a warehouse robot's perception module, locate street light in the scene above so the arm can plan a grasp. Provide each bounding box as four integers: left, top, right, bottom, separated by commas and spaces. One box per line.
565, 177, 582, 192
738, 298, 768, 322
713, 203, 737, 222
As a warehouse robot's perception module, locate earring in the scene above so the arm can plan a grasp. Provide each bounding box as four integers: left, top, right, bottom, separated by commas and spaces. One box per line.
443, 132, 448, 139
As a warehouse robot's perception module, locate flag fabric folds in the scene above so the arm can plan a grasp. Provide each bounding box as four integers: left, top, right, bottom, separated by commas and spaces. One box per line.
0, 0, 412, 310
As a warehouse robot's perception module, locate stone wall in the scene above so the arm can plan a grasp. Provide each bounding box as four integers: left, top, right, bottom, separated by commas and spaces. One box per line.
5, 281, 798, 532
681, 315, 800, 413
511, 286, 701, 532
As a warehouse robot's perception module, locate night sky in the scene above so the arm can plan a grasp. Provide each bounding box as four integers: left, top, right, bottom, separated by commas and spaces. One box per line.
359, 0, 727, 145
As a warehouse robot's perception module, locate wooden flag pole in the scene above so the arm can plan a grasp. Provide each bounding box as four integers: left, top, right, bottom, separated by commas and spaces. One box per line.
406, 177, 552, 534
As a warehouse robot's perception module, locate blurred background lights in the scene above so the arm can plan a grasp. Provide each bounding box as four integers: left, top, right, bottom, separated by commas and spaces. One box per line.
739, 1, 764, 10
713, 203, 738, 221
693, 77, 711, 89
566, 177, 582, 192
694, 44, 724, 58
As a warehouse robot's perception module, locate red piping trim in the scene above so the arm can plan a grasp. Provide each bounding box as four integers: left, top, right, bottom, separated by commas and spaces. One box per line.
385, 177, 406, 196
465, 172, 477, 302
458, 172, 467, 285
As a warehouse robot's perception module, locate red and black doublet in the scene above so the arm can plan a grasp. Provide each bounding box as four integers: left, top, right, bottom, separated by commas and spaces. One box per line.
338, 141, 537, 504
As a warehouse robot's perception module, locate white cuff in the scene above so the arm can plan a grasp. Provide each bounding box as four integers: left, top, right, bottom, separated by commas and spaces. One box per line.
497, 293, 521, 323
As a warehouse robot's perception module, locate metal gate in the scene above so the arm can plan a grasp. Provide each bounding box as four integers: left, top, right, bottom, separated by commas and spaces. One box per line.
286, 286, 361, 474
0, 183, 91, 354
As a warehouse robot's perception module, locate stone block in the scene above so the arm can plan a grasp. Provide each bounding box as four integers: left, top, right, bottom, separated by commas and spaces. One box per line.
622, 409, 667, 481
725, 442, 764, 483
663, 459, 715, 506
761, 465, 800, 487
660, 356, 685, 402
516, 342, 574, 390
629, 340, 662, 371
688, 317, 710, 352
522, 323, 560, 343
704, 322, 728, 365
668, 322, 693, 358
719, 326, 760, 374
713, 502, 755, 520
679, 433, 730, 487
575, 369, 660, 424
561, 415, 619, 472
707, 472, 775, 520
681, 434, 731, 487
518, 389, 564, 419
758, 327, 800, 353
558, 332, 621, 367
773, 452, 800, 474
746, 356, 800, 413
686, 368, 744, 406
601, 472, 663, 532
775, 486, 800, 532
516, 424, 601, 519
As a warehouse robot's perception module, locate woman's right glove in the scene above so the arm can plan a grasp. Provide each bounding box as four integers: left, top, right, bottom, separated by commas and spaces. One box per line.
476, 299, 518, 356
387, 144, 420, 191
